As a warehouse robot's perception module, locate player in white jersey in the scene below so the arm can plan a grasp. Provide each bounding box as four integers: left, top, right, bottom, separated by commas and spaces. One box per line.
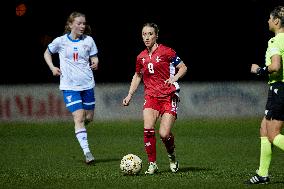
44, 11, 99, 165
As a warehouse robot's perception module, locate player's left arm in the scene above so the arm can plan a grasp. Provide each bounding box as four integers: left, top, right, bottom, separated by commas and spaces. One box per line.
165, 61, 187, 84
90, 55, 99, 70
269, 54, 282, 72
173, 61, 187, 81
267, 38, 282, 73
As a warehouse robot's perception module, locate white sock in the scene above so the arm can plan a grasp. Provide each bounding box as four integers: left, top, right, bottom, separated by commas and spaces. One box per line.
75, 128, 90, 155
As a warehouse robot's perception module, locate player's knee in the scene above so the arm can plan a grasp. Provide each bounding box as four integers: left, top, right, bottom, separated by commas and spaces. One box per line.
85, 112, 94, 122
259, 126, 267, 136
86, 116, 93, 122
159, 126, 171, 138
159, 134, 166, 140
74, 115, 84, 124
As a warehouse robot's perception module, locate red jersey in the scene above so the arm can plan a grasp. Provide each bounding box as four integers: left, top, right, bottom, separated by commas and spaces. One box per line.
136, 44, 182, 98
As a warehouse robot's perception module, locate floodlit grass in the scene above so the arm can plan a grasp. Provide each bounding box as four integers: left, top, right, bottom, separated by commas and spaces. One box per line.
0, 118, 283, 188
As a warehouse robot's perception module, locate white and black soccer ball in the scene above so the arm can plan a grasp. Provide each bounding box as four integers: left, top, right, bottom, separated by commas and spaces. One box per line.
120, 154, 142, 175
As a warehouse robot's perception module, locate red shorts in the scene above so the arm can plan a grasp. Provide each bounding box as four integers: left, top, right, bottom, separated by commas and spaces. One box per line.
143, 94, 179, 117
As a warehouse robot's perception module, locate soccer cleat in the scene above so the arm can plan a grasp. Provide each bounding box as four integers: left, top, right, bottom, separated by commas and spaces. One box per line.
85, 152, 95, 164
170, 161, 179, 173
245, 174, 270, 184
168, 154, 179, 173
145, 162, 158, 175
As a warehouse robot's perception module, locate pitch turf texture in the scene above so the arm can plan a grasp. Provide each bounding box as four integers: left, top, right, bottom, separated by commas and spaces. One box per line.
1, 118, 283, 189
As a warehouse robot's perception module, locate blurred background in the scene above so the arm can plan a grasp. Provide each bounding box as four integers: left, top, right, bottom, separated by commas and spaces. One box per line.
12, 0, 282, 85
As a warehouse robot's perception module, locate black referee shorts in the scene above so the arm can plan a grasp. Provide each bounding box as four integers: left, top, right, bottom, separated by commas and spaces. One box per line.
265, 82, 284, 121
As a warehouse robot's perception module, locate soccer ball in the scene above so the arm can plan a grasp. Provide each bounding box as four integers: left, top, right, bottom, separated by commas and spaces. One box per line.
120, 154, 142, 175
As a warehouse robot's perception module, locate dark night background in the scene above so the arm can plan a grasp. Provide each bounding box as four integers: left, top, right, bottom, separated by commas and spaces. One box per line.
11, 0, 282, 85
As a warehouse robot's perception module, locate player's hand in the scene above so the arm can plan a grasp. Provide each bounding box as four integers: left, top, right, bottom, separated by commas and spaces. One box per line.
90, 62, 98, 70
164, 77, 176, 86
122, 94, 132, 106
251, 64, 260, 74
51, 67, 61, 76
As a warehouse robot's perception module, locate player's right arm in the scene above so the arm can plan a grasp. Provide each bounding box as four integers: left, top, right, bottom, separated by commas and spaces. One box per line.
251, 35, 283, 75
251, 54, 281, 75
44, 49, 61, 76
122, 72, 142, 106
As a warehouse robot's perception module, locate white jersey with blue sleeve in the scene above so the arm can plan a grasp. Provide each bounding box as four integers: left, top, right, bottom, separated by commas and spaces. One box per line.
48, 34, 98, 91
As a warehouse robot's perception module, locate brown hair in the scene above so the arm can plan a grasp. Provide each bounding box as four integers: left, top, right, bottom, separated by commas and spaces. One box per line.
270, 6, 284, 27
143, 22, 159, 35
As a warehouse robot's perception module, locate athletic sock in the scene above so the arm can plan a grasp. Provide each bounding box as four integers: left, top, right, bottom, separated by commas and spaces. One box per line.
258, 137, 272, 177
273, 134, 284, 151
144, 128, 156, 162
75, 128, 90, 155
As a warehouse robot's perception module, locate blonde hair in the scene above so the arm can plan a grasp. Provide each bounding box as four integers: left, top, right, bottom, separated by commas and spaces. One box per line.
63, 11, 92, 35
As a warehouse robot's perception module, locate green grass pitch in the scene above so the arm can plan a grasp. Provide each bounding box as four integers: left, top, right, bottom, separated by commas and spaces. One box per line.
0, 118, 283, 188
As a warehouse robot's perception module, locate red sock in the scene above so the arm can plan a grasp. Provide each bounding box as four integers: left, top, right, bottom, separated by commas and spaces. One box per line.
144, 128, 156, 162
161, 132, 175, 155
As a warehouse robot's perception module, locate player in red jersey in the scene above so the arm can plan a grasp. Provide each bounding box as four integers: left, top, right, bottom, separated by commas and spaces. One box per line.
122, 23, 187, 174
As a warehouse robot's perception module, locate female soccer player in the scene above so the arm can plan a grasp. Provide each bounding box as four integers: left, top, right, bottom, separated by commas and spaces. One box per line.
246, 6, 284, 184
122, 23, 187, 174
44, 11, 99, 165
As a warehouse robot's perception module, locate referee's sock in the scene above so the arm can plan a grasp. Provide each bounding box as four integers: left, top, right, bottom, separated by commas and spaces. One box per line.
273, 134, 284, 151
258, 137, 272, 177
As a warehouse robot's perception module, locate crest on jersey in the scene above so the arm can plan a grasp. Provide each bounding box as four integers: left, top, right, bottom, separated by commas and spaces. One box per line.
66, 95, 72, 103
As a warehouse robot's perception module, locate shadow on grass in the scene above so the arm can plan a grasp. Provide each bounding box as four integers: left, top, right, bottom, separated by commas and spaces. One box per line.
160, 166, 213, 174
75, 157, 120, 165
95, 158, 121, 163
271, 181, 284, 185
